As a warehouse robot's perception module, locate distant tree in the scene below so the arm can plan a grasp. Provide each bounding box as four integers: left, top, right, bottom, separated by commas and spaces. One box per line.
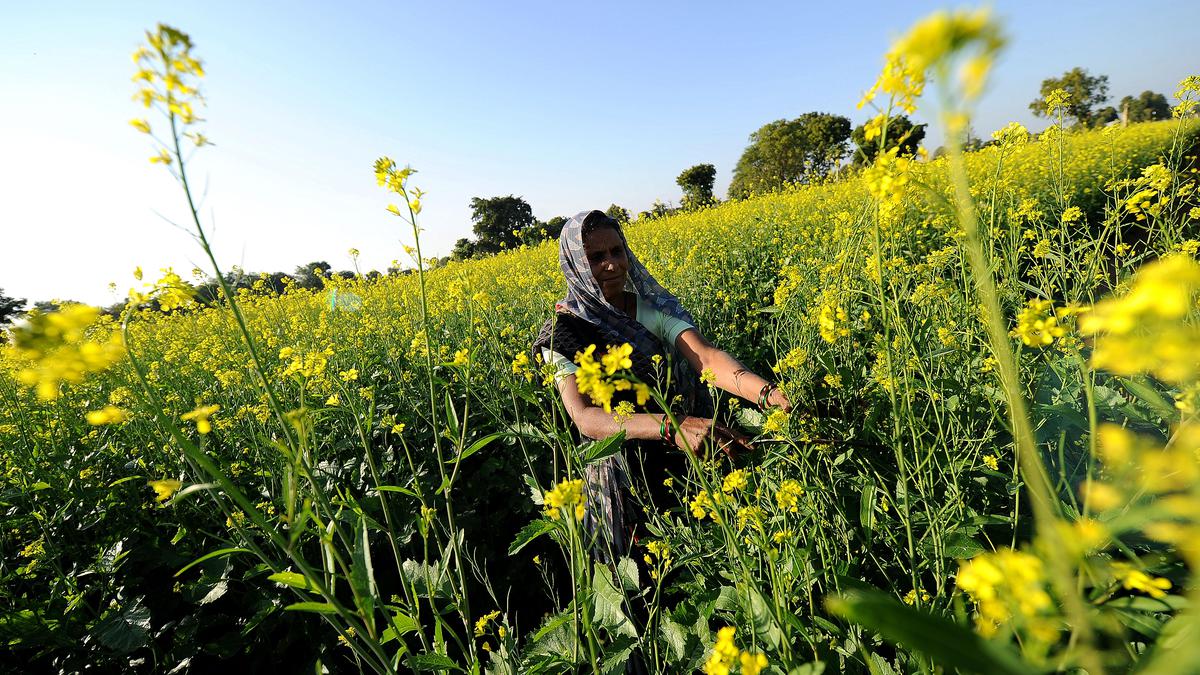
637, 200, 673, 222
468, 195, 538, 255
1093, 106, 1120, 126
451, 237, 479, 261
0, 289, 25, 327
676, 163, 717, 210
850, 115, 927, 166
293, 261, 331, 290
728, 112, 851, 198
1029, 67, 1110, 127
1122, 91, 1171, 123
604, 204, 631, 224
541, 216, 568, 241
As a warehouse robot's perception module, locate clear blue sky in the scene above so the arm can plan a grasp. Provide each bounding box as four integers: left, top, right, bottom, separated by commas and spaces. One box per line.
2, 0, 1196, 306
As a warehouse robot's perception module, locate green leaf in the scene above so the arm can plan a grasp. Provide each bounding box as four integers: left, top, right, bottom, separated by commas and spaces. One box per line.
381, 612, 420, 643
269, 571, 315, 591
581, 431, 626, 466
591, 562, 637, 637
1116, 376, 1178, 421
509, 519, 556, 556
660, 619, 688, 662
524, 474, 545, 506
859, 482, 876, 542
376, 485, 419, 497
350, 517, 378, 626
447, 431, 507, 464
941, 532, 987, 559
95, 599, 151, 654
284, 602, 338, 614
828, 588, 1033, 675
1104, 595, 1189, 612
175, 547, 253, 577
615, 557, 640, 592
741, 582, 781, 650
407, 652, 463, 672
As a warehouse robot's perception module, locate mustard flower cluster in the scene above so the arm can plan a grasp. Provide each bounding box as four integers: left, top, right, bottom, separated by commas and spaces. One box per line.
703, 627, 767, 675
956, 548, 1057, 643
543, 478, 586, 521
1011, 298, 1069, 348
131, 24, 209, 158
775, 480, 804, 513
1079, 255, 1200, 383
573, 343, 650, 414
11, 305, 125, 401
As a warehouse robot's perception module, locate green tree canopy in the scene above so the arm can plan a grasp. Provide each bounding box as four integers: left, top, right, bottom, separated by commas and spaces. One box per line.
0, 289, 25, 328
468, 195, 538, 255
728, 112, 851, 199
850, 115, 927, 166
604, 204, 631, 224
1122, 91, 1171, 123
1029, 67, 1110, 128
676, 163, 717, 209
292, 261, 331, 290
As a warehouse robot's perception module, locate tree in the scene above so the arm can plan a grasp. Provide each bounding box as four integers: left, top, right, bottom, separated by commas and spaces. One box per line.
1121, 91, 1171, 123
468, 195, 538, 255
637, 200, 673, 222
676, 163, 717, 209
541, 216, 568, 241
728, 112, 851, 199
451, 237, 478, 261
0, 289, 25, 328
604, 204, 631, 224
850, 115, 927, 166
293, 261, 331, 290
1029, 67, 1110, 127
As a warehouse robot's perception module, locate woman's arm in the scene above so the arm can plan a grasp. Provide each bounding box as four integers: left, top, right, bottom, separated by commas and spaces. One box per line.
557, 372, 752, 455
558, 373, 662, 441
675, 328, 793, 411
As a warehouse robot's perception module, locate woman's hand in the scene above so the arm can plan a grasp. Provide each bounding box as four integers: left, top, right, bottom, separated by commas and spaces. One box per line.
670, 416, 754, 459
767, 386, 793, 413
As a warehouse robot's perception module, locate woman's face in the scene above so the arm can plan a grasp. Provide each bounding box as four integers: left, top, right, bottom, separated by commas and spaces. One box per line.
583, 226, 629, 303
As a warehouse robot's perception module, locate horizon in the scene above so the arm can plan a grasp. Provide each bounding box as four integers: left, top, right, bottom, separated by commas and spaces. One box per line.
2, 0, 1196, 307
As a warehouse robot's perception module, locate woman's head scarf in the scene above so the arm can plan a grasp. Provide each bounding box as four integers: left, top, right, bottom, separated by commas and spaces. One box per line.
533, 210, 711, 415
555, 210, 695, 356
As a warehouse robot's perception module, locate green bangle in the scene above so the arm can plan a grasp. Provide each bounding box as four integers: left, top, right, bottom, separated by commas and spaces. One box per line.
659, 414, 672, 442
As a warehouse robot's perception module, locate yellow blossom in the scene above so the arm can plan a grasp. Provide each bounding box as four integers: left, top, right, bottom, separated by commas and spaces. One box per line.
148, 479, 183, 503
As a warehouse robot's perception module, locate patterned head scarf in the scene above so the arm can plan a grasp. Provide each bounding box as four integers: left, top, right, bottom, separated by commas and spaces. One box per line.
533, 210, 711, 415
555, 210, 695, 355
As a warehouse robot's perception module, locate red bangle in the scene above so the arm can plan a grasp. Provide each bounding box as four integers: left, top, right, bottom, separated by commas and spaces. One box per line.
659, 414, 672, 442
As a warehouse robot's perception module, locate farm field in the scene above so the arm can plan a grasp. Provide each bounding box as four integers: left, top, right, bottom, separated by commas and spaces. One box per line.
4, 10, 1200, 675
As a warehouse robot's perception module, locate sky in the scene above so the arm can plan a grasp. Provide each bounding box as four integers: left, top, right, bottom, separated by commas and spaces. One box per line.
1, 0, 1196, 307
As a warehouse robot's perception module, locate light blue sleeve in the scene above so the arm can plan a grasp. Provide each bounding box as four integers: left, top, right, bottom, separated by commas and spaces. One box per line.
541, 347, 577, 384
636, 297, 695, 349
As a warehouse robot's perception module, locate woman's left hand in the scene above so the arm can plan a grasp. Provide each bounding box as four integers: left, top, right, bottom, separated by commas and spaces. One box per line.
767, 387, 793, 412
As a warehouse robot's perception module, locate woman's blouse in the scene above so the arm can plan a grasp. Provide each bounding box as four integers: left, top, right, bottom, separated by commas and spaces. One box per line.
541, 294, 694, 384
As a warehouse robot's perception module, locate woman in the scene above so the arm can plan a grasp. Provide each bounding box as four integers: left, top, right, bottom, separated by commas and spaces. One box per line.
532, 209, 792, 563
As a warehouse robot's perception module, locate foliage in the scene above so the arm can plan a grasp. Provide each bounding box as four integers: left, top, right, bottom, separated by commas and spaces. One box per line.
467, 195, 540, 256
0, 289, 25, 328
728, 112, 851, 198
1030, 67, 1111, 128
850, 115, 926, 166
676, 163, 717, 210
1122, 90, 1173, 123
604, 204, 631, 224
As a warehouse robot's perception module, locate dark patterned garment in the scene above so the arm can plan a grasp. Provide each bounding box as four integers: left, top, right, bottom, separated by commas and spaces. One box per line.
531, 210, 712, 563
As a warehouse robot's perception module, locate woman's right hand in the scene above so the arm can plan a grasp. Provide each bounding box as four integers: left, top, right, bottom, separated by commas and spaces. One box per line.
671, 416, 754, 459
